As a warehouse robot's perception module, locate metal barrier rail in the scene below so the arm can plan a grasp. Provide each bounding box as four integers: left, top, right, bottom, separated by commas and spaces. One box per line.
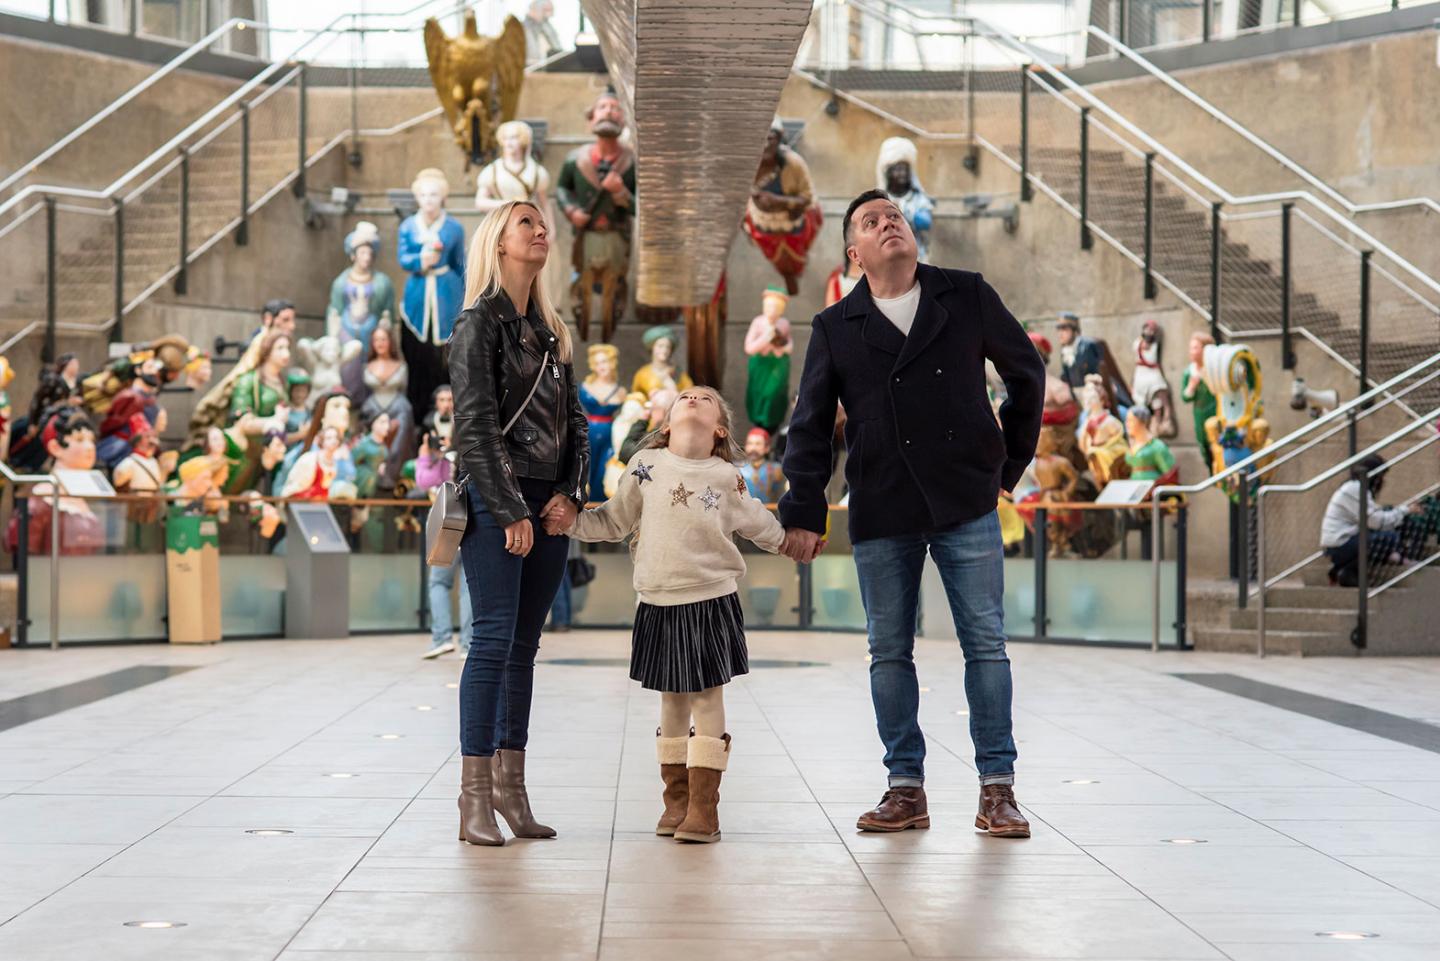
1148, 352, 1440, 648
6, 488, 1185, 647
1256, 408, 1440, 655
2, 461, 59, 650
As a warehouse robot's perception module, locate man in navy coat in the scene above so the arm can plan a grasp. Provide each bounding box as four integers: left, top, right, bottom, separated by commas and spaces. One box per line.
779, 190, 1044, 837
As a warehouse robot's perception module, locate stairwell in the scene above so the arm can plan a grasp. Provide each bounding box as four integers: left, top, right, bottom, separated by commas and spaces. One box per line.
1013, 144, 1440, 415
2, 137, 308, 331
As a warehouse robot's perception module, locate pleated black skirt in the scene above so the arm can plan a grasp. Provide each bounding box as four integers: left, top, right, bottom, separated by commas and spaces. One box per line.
630, 593, 749, 693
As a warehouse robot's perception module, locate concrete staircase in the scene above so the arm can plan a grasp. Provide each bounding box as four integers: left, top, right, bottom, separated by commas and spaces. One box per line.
0, 135, 312, 390
1013, 145, 1440, 414
1191, 558, 1437, 655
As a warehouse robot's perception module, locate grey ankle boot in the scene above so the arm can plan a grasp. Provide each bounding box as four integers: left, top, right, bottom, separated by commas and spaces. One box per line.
458, 755, 504, 846
491, 749, 556, 839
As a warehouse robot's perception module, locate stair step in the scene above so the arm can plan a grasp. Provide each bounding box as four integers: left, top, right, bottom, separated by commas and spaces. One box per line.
1192, 626, 1355, 655
1230, 607, 1358, 632
1262, 584, 1381, 609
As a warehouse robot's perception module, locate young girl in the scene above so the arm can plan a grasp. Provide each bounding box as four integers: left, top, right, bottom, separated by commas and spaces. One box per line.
559, 387, 785, 842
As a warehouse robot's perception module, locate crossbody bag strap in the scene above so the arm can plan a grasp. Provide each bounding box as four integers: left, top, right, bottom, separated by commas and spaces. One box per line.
502, 350, 550, 436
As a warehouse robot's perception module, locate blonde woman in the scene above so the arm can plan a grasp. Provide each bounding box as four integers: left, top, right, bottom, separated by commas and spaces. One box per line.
449, 200, 589, 847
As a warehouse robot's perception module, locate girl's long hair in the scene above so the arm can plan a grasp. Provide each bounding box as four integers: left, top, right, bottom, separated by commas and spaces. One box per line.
641, 386, 745, 463
462, 200, 572, 363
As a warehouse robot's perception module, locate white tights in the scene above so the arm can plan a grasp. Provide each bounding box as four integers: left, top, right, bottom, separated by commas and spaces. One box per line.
659, 686, 726, 739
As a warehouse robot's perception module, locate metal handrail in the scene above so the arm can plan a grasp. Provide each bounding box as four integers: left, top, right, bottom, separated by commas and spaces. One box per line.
836, 0, 1440, 304
1369, 478, 1440, 594
1148, 351, 1440, 649
0, 18, 263, 198
967, 19, 1440, 302
0, 0, 474, 222
1089, 26, 1440, 222
1256, 413, 1440, 654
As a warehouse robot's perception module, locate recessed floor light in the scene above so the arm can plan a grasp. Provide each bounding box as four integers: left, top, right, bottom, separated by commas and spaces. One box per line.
1063, 779, 1100, 784
445, 682, 459, 689
245, 829, 293, 836
1316, 932, 1379, 940
124, 921, 187, 929
326, 773, 357, 779
377, 734, 403, 740
415, 705, 434, 711
919, 687, 931, 693
1162, 838, 1207, 844
954, 710, 969, 716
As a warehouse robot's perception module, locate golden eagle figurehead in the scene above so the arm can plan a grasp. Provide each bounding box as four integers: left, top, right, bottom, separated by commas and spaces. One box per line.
423, 11, 526, 169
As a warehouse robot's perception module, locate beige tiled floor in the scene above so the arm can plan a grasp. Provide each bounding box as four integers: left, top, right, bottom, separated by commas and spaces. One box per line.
1, 631, 1440, 959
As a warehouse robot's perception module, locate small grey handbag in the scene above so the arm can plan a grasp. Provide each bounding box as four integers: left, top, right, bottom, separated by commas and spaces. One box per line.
426, 352, 551, 567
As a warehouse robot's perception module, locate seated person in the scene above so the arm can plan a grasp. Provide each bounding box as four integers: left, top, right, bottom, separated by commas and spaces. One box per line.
1319, 454, 1420, 587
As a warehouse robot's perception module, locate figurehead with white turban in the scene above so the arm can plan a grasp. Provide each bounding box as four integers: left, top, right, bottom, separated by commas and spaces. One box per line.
876, 136, 936, 262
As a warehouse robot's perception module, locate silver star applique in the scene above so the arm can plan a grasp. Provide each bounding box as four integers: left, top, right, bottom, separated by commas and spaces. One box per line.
699, 486, 721, 512
631, 460, 653, 485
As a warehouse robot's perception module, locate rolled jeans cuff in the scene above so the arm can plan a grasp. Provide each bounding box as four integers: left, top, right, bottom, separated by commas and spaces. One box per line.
980, 773, 1015, 786
888, 775, 924, 789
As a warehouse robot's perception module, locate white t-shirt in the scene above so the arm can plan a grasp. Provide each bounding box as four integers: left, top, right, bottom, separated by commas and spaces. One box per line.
873, 282, 921, 336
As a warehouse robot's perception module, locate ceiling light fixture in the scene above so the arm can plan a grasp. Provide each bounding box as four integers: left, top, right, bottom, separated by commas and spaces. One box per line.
1062, 779, 1100, 784
326, 773, 357, 779
124, 921, 187, 929
1162, 838, 1207, 845
245, 829, 294, 836
377, 734, 403, 740
1316, 932, 1379, 940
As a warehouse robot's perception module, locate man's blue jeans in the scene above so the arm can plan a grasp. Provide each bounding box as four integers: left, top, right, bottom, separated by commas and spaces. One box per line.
852, 511, 1016, 788
427, 556, 472, 651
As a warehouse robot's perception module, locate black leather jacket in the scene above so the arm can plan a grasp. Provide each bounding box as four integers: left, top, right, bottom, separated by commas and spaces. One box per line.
448, 291, 589, 526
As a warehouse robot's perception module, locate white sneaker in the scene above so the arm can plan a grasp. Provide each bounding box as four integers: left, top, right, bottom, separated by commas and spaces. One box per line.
422, 640, 457, 659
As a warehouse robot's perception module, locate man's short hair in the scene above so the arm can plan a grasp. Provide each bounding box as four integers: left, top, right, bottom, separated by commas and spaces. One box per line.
262, 298, 295, 320
842, 188, 892, 256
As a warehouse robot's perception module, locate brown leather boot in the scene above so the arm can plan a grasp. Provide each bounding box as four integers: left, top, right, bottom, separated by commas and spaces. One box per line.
491, 749, 556, 839
674, 734, 730, 843
655, 729, 690, 837
458, 755, 504, 846
856, 786, 930, 832
975, 784, 1030, 838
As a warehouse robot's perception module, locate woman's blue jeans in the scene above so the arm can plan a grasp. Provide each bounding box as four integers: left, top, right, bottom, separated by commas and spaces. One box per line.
458, 479, 570, 757
851, 511, 1017, 787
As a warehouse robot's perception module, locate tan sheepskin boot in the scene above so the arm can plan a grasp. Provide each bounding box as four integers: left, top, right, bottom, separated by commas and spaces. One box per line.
674, 734, 730, 843
655, 728, 691, 836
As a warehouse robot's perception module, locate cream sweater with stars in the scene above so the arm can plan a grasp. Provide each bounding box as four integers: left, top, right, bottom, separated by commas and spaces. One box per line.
571, 447, 786, 606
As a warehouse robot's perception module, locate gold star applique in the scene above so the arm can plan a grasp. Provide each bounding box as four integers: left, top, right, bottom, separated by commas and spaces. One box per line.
670, 482, 693, 507
700, 486, 721, 512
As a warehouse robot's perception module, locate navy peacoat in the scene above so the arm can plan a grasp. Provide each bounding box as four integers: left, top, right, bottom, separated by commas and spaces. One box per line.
779, 264, 1045, 543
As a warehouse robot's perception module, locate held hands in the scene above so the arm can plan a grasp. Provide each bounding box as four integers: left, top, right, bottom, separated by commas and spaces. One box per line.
419, 246, 441, 271
567, 207, 591, 229
600, 169, 627, 199
540, 494, 578, 536
781, 528, 826, 564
